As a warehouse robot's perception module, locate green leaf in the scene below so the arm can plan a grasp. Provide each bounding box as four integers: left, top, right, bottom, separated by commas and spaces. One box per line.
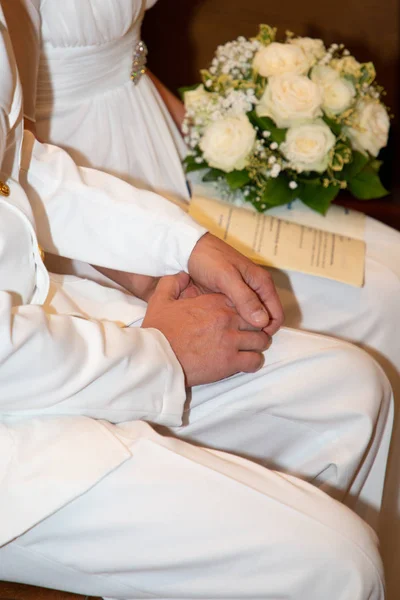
261, 176, 297, 207
340, 151, 369, 181
322, 115, 342, 137
370, 159, 383, 172
185, 161, 208, 174
299, 183, 340, 215
183, 155, 208, 173
225, 170, 251, 190
247, 111, 287, 144
178, 84, 203, 100
296, 175, 321, 186
359, 62, 376, 86
202, 168, 225, 182
348, 168, 389, 200
343, 74, 357, 86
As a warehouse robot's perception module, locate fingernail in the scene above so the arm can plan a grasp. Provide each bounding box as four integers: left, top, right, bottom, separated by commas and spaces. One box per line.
256, 353, 266, 371
251, 308, 269, 325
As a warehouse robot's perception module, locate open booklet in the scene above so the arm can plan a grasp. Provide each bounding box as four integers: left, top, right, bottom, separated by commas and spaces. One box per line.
188, 194, 366, 287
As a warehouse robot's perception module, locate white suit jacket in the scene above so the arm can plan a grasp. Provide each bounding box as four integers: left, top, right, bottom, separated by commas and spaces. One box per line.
0, 5, 206, 546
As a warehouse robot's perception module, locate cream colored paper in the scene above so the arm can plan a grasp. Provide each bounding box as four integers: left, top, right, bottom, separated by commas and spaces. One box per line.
189, 194, 366, 287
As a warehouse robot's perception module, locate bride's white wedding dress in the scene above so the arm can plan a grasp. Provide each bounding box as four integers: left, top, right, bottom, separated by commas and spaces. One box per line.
34, 0, 189, 202
11, 1, 400, 595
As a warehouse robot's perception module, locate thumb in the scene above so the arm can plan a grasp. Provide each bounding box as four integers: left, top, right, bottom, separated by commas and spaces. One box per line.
222, 276, 270, 329
152, 272, 190, 303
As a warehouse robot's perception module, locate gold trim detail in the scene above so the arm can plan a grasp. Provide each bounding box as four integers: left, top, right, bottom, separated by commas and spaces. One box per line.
0, 181, 10, 197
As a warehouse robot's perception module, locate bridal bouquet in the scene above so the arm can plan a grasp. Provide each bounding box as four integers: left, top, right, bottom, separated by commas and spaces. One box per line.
181, 26, 391, 214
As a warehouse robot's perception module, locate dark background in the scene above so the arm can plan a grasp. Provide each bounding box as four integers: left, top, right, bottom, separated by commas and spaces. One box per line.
143, 0, 400, 226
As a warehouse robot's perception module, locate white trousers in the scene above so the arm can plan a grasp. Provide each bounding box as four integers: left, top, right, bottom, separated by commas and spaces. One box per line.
0, 421, 386, 600
273, 213, 400, 387
0, 274, 393, 599
270, 210, 400, 599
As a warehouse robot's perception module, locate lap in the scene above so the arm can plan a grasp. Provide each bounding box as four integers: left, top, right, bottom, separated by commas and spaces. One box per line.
161, 328, 391, 517
45, 272, 147, 326
0, 420, 384, 600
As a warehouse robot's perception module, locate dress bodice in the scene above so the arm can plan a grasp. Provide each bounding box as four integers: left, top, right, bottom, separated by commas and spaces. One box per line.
39, 0, 158, 48
36, 0, 159, 108
34, 0, 189, 207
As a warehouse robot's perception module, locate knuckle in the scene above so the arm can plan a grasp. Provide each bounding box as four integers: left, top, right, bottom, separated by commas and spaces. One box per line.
220, 304, 238, 326
219, 265, 240, 288
214, 307, 229, 327
249, 263, 272, 285
241, 290, 261, 311
243, 352, 264, 373
270, 310, 285, 332
217, 346, 234, 374
262, 268, 272, 282
214, 268, 229, 288
259, 332, 270, 349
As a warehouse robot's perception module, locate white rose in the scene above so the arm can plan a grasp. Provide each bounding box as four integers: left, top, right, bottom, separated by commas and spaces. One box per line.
311, 65, 356, 114
281, 120, 336, 172
346, 100, 390, 157
311, 65, 338, 87
290, 37, 326, 66
184, 85, 211, 111
256, 74, 323, 128
199, 114, 256, 172
253, 42, 310, 77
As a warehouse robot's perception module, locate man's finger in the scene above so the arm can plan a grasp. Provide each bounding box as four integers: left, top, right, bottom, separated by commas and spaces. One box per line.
179, 280, 203, 300
219, 269, 271, 329
242, 265, 284, 335
233, 314, 263, 332
236, 351, 265, 374
152, 272, 190, 303
236, 330, 272, 352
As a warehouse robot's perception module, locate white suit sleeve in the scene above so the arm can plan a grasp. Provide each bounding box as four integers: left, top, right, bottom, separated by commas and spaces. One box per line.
0, 291, 186, 426
21, 133, 207, 276
0, 184, 187, 427
0, 4, 189, 427
5, 0, 207, 275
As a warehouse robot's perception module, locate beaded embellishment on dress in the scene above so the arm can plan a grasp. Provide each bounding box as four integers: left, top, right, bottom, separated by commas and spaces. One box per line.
131, 41, 147, 85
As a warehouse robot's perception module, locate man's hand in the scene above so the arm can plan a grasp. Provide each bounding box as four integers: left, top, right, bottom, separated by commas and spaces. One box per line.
188, 233, 284, 335
142, 272, 271, 387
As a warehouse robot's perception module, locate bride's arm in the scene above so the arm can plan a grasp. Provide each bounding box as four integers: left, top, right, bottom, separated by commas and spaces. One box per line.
147, 70, 186, 133
2, 0, 41, 125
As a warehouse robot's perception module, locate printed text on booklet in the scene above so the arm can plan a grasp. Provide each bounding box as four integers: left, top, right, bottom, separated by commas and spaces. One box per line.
189, 195, 366, 287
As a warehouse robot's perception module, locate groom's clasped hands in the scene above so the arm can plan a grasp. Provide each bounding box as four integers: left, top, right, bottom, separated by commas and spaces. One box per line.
141, 233, 284, 386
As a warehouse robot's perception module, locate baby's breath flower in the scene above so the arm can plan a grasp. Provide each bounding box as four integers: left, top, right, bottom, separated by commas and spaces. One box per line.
183, 26, 390, 214
270, 163, 281, 178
